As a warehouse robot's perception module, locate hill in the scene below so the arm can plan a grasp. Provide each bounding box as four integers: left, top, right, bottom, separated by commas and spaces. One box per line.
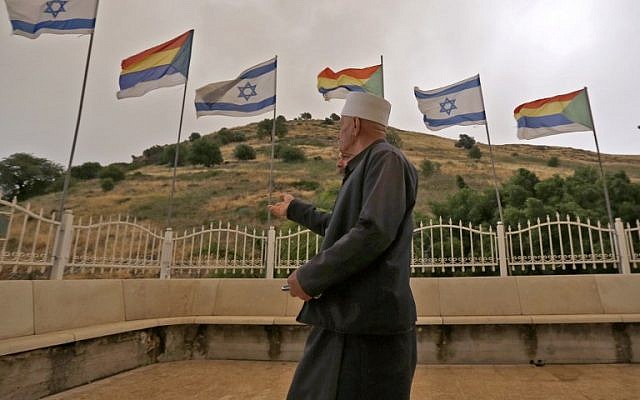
26, 119, 640, 231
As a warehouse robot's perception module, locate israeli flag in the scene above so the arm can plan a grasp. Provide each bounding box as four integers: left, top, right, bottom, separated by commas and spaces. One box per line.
5, 0, 97, 39
414, 75, 486, 131
195, 57, 276, 118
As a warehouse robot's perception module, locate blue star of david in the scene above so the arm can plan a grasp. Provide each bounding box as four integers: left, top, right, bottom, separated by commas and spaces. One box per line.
44, 0, 68, 18
439, 97, 457, 116
238, 82, 257, 101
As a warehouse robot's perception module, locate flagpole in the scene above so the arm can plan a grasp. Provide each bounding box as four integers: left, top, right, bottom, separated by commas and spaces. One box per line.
267, 55, 278, 227
380, 55, 385, 98
583, 87, 619, 268
56, 0, 100, 220
166, 30, 194, 228
477, 75, 504, 222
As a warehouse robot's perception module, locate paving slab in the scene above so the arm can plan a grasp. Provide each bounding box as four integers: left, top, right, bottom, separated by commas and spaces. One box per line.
45, 360, 640, 400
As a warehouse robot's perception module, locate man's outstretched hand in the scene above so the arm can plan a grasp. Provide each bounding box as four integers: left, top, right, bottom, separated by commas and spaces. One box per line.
268, 194, 294, 218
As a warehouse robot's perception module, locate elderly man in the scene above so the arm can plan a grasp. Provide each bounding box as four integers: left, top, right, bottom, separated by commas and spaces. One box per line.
269, 92, 418, 400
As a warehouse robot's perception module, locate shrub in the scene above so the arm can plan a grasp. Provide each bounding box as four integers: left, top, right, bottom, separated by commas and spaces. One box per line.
188, 139, 223, 167
420, 159, 440, 177
71, 162, 101, 180
299, 112, 312, 120
330, 113, 340, 121
99, 165, 125, 182
216, 128, 246, 145
456, 175, 467, 189
455, 134, 476, 149
100, 178, 114, 191
257, 115, 288, 139
161, 143, 188, 166
188, 132, 201, 142
386, 130, 403, 148
547, 156, 560, 167
233, 144, 256, 160
280, 145, 306, 163
292, 180, 320, 191
468, 145, 482, 159
322, 117, 334, 125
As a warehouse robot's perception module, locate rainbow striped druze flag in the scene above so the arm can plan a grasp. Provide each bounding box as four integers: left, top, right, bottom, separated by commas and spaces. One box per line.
514, 89, 593, 140
4, 0, 97, 39
317, 64, 382, 100
117, 30, 193, 99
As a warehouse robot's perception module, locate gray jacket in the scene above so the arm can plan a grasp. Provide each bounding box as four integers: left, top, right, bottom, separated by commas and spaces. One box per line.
287, 139, 418, 334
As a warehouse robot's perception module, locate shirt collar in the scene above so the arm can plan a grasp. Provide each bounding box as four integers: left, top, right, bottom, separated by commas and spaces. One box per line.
343, 139, 385, 180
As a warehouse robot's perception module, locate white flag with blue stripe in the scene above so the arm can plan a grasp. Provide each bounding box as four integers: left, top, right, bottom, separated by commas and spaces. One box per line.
414, 75, 486, 131
5, 0, 97, 39
195, 57, 276, 118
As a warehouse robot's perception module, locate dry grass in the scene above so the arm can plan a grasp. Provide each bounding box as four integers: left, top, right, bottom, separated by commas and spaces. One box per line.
22, 120, 640, 232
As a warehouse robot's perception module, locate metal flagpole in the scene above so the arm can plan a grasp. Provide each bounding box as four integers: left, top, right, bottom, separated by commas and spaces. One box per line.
583, 87, 619, 268
56, 0, 100, 220
477, 75, 504, 222
267, 55, 278, 227
380, 55, 385, 98
166, 30, 195, 228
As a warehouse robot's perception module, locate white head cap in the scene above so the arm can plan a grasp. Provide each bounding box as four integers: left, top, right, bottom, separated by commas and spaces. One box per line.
341, 92, 391, 127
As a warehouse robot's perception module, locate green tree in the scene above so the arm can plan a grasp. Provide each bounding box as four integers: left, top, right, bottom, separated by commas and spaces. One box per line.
161, 143, 188, 166
142, 145, 165, 165
455, 134, 476, 149
299, 112, 312, 120
233, 144, 256, 160
99, 165, 126, 182
330, 113, 341, 121
257, 115, 288, 139
188, 139, 223, 167
188, 132, 201, 142
0, 153, 63, 200
100, 178, 115, 192
71, 162, 101, 180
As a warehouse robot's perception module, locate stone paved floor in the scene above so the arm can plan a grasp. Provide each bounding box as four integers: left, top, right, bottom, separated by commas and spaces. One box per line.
45, 360, 640, 400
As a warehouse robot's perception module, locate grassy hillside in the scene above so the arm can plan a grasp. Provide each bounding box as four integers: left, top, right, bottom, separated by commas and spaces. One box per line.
27, 119, 640, 231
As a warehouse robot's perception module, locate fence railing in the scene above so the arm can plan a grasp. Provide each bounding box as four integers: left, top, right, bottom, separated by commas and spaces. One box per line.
0, 198, 636, 279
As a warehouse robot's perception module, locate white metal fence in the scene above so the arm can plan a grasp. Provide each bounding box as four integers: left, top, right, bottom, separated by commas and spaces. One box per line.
0, 198, 637, 279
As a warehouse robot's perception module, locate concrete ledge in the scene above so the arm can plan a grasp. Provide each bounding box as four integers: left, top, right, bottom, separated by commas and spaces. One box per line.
194, 316, 276, 325
0, 332, 75, 356
442, 315, 533, 325
0, 280, 33, 340
621, 314, 640, 323
530, 314, 624, 324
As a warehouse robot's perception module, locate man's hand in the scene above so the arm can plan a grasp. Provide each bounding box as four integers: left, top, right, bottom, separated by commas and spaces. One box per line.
287, 270, 312, 301
268, 194, 294, 218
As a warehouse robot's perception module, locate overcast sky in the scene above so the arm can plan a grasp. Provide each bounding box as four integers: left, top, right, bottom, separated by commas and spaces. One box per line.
1, 0, 639, 166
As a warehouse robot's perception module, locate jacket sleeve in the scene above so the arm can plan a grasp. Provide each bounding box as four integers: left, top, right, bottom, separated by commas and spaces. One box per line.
287, 199, 332, 236
296, 151, 409, 296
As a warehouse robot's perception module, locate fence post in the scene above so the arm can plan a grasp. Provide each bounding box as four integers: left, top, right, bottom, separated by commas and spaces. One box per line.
50, 210, 74, 280
614, 218, 631, 274
266, 226, 276, 279
496, 222, 509, 277
159, 228, 173, 279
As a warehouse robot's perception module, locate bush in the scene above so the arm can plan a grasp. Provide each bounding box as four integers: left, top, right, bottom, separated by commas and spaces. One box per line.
161, 143, 188, 166
188, 132, 201, 142
547, 156, 560, 167
216, 128, 246, 145
257, 115, 288, 139
100, 178, 114, 191
71, 162, 101, 180
468, 145, 482, 159
420, 159, 440, 177
386, 130, 403, 148
233, 144, 256, 160
280, 145, 306, 163
330, 113, 340, 121
456, 175, 467, 189
322, 117, 334, 125
292, 180, 320, 191
99, 165, 125, 182
299, 112, 312, 120
455, 134, 476, 149
188, 139, 223, 167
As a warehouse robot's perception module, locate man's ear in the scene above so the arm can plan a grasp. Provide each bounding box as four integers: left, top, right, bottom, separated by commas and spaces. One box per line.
353, 117, 361, 136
